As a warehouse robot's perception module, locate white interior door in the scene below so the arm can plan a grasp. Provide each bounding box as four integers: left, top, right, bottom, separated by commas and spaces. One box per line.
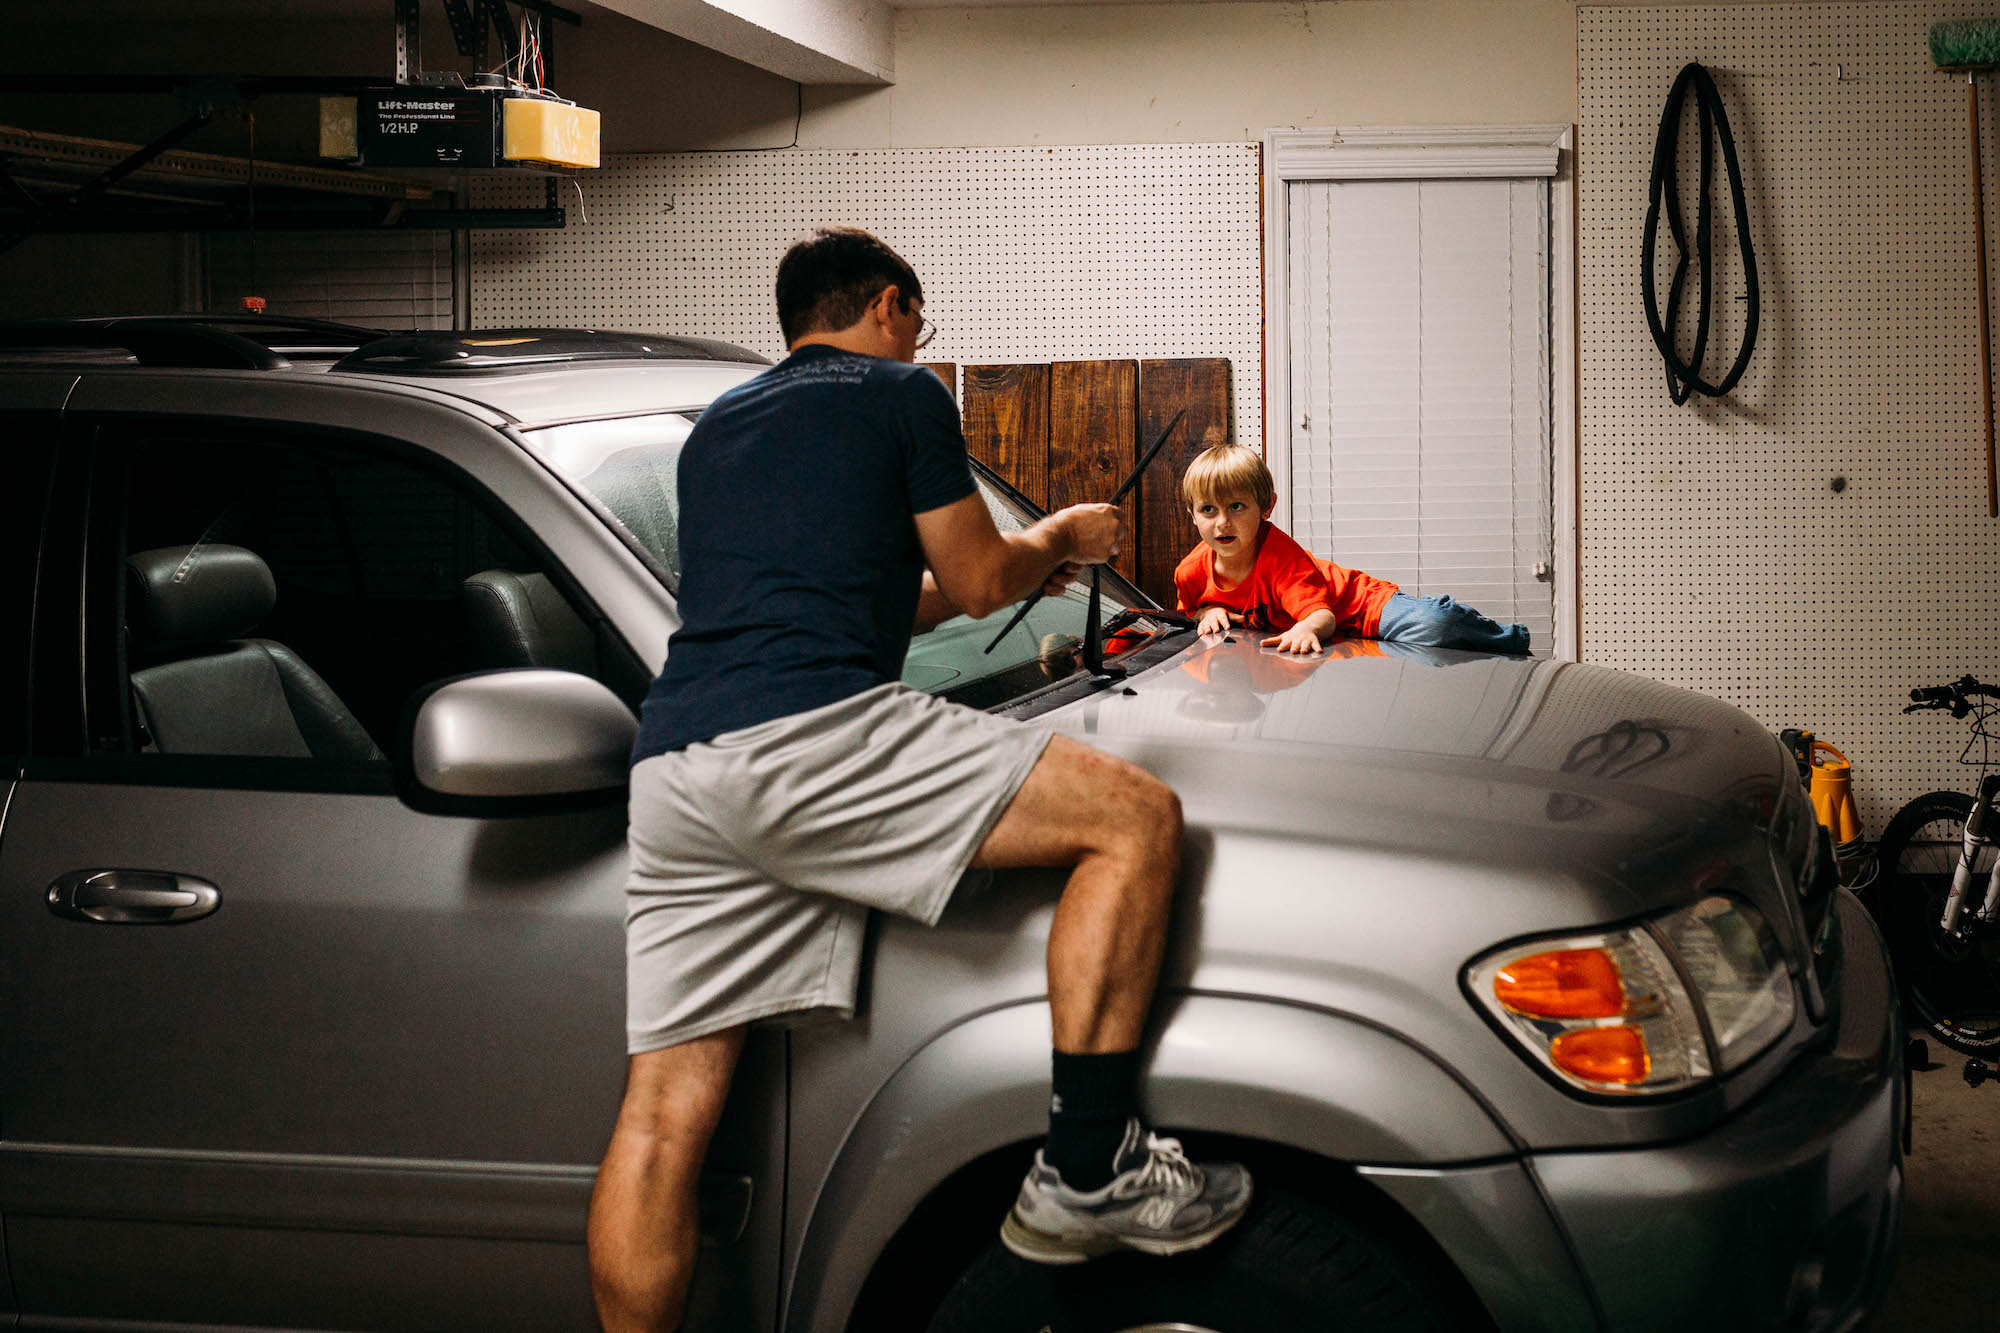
1286, 176, 1555, 651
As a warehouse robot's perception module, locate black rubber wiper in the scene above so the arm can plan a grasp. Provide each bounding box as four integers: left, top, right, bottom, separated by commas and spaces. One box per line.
983, 406, 1187, 655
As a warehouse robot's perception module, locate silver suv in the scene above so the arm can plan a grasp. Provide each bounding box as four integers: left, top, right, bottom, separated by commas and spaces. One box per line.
0, 318, 1902, 1333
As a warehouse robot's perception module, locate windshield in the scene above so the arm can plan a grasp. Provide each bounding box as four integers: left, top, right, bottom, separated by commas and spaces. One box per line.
905, 486, 1144, 708
521, 411, 1171, 707
528, 413, 694, 587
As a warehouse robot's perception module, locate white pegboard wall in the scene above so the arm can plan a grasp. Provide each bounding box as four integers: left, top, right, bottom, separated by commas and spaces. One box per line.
1582, 3, 2000, 832
470, 145, 1262, 453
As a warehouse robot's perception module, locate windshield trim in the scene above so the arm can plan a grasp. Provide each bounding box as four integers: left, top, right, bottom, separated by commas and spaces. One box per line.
514, 405, 709, 432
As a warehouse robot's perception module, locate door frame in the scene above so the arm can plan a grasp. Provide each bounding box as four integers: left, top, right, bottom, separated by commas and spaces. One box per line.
1261, 124, 1579, 661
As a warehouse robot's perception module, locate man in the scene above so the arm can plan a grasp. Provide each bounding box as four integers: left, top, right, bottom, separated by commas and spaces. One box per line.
587, 227, 1252, 1331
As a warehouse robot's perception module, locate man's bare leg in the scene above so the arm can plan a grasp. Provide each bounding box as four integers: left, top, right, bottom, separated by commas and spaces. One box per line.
973, 734, 1183, 1052
977, 734, 1251, 1261
588, 1026, 746, 1333
590, 736, 1217, 1309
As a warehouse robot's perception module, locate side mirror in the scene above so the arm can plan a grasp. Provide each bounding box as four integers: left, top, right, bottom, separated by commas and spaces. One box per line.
398, 669, 636, 817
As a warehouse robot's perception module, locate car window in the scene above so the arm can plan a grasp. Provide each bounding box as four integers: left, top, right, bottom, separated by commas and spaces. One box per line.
521, 412, 1176, 709
75, 423, 647, 789
1, 413, 59, 762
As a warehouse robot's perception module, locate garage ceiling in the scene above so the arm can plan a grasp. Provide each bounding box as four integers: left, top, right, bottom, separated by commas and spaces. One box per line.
53, 0, 1277, 91
52, 0, 1908, 92
583, 0, 1272, 85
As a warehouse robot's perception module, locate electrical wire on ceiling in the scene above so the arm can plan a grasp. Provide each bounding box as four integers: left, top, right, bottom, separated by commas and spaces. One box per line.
484, 8, 547, 93
1641, 61, 1760, 404
686, 83, 804, 153
521, 10, 545, 90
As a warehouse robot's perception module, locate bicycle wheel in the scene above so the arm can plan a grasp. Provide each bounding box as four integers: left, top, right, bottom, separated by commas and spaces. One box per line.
1876, 790, 2000, 1055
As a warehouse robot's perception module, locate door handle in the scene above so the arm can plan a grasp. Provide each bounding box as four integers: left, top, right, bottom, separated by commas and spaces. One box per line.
47, 870, 220, 924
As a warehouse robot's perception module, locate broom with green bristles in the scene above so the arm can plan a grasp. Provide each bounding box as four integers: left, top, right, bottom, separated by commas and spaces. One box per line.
1932, 18, 2000, 515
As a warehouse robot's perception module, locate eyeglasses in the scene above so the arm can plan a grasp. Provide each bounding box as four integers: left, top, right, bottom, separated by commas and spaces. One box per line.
914, 315, 938, 350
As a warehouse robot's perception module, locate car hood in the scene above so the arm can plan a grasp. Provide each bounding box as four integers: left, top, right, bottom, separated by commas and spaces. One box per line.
1041, 634, 1792, 906
818, 634, 1815, 1166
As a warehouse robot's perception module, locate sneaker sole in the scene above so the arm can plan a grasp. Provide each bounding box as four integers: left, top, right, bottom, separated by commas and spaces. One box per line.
997, 1185, 1253, 1266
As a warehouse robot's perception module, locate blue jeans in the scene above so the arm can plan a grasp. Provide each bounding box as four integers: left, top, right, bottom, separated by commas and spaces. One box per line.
1375, 592, 1530, 655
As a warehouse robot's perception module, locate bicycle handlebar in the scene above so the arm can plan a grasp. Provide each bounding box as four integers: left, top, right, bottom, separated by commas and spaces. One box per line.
1904, 675, 2000, 715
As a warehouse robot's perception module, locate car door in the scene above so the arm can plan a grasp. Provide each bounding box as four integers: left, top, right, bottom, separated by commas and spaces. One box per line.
0, 387, 782, 1332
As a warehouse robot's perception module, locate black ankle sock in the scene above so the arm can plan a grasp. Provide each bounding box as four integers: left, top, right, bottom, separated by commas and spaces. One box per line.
1046, 1048, 1141, 1190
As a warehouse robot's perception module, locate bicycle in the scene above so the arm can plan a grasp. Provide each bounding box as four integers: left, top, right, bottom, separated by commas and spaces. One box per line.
1875, 674, 2000, 1055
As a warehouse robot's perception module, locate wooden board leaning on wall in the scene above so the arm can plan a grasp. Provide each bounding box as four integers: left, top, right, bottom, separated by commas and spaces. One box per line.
951, 357, 1233, 607
959, 363, 1049, 509
1050, 361, 1139, 584
1136, 359, 1233, 608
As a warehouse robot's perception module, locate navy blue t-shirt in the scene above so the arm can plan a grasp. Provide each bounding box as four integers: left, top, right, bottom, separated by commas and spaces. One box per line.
631, 345, 977, 760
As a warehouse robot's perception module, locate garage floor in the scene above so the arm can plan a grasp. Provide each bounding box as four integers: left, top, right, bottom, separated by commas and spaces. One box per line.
1864, 1035, 1998, 1331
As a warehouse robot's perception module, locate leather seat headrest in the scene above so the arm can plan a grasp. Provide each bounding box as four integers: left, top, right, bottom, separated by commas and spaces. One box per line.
126, 544, 277, 649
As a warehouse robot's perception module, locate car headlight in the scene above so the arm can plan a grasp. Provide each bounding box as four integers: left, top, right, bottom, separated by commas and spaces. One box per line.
1467, 896, 1796, 1097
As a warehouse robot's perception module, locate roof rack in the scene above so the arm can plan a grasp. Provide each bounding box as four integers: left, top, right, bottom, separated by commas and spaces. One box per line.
331, 329, 768, 375
0, 315, 389, 370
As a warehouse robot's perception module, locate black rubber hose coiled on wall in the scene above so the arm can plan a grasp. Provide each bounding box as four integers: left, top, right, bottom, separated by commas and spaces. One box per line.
1642, 61, 1760, 404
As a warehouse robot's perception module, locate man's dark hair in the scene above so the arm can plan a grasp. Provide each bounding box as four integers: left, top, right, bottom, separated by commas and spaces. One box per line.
775, 227, 924, 345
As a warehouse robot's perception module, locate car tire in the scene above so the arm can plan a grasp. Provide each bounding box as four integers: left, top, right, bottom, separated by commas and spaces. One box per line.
923, 1188, 1460, 1333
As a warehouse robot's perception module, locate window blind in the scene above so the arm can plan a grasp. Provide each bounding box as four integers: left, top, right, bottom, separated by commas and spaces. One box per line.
204, 231, 453, 331
1287, 177, 1554, 650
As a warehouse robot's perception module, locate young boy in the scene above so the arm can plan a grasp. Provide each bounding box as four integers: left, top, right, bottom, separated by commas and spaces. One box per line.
1173, 445, 1530, 655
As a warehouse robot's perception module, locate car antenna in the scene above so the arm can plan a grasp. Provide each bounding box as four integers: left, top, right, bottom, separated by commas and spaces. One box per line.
982, 406, 1187, 655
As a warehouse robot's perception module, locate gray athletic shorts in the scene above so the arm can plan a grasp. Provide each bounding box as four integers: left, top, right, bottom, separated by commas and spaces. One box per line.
624, 681, 1054, 1054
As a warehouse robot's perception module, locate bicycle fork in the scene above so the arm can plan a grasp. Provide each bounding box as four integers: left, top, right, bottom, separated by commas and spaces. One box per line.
1942, 774, 2000, 935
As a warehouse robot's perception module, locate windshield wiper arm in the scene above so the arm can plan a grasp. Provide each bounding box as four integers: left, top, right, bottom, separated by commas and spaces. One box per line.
1080, 568, 1122, 678
1078, 606, 1185, 679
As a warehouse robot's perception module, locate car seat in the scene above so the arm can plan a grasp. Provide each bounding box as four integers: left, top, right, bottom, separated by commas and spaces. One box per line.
461, 569, 599, 677
126, 543, 384, 761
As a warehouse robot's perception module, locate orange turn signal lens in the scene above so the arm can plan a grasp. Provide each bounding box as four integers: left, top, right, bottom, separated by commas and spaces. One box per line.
1551, 1025, 1651, 1084
1493, 948, 1625, 1019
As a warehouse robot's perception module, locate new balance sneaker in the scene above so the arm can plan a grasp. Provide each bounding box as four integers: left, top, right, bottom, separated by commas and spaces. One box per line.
999, 1118, 1253, 1264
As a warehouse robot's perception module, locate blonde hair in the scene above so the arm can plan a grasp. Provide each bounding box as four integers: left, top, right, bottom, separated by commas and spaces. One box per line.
1180, 444, 1275, 512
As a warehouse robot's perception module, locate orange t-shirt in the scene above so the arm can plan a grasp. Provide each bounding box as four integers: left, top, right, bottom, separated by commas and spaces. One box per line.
1174, 521, 1400, 636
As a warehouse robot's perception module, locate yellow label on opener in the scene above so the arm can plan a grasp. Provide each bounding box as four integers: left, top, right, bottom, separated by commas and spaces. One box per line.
502, 99, 600, 169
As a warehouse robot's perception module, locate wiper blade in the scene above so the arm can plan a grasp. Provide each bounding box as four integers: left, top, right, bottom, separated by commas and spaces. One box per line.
982, 406, 1187, 655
